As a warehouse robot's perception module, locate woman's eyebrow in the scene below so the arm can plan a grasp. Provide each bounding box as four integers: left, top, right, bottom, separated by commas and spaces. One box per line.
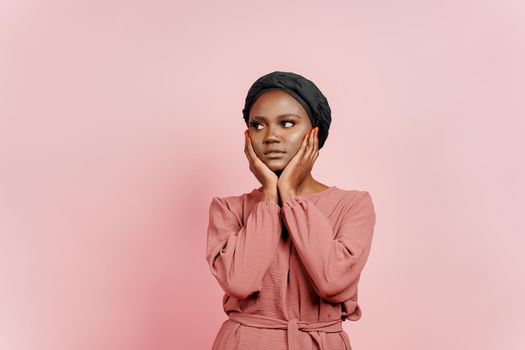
251, 113, 303, 121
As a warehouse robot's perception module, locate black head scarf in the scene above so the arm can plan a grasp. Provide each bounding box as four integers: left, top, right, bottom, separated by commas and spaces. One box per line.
242, 71, 332, 149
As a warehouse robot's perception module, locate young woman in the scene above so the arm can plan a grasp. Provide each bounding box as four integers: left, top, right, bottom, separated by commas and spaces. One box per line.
206, 71, 376, 350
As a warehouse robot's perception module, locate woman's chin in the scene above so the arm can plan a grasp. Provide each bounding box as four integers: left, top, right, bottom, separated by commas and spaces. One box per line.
265, 159, 286, 171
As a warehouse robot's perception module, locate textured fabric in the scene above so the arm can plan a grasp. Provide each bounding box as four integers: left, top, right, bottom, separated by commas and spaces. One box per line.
241, 71, 332, 149
206, 186, 376, 350
227, 312, 351, 350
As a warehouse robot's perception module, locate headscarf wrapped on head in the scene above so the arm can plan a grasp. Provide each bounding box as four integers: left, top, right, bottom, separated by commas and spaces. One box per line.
242, 71, 332, 149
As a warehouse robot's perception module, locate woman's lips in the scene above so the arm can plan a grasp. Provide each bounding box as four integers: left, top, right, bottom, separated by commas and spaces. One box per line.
265, 151, 285, 158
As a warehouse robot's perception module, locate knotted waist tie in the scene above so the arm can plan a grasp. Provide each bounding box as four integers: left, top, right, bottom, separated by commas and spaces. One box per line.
228, 312, 351, 350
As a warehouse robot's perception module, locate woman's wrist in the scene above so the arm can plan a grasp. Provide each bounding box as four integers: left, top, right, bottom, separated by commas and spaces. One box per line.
262, 184, 279, 205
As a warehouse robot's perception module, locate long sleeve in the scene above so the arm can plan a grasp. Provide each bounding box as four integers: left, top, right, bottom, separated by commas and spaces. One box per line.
206, 197, 282, 300
281, 191, 376, 303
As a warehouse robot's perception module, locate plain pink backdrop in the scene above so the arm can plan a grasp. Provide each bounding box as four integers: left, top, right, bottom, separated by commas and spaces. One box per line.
1, 0, 524, 349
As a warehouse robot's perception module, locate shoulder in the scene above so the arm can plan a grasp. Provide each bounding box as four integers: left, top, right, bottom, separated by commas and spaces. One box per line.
209, 189, 259, 214
333, 187, 373, 202
331, 187, 374, 213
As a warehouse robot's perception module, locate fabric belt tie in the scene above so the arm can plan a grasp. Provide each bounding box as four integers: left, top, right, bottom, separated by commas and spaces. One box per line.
228, 312, 350, 350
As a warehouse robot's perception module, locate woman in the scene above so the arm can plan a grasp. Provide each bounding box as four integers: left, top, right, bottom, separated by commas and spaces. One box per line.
206, 71, 376, 350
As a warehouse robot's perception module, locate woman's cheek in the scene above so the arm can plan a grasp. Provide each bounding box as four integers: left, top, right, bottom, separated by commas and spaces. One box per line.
291, 132, 307, 146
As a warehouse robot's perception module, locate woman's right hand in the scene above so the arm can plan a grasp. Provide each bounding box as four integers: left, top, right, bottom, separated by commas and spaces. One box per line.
244, 130, 278, 190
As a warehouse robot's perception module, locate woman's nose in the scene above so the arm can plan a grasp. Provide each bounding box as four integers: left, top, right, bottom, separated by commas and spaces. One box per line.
263, 125, 281, 142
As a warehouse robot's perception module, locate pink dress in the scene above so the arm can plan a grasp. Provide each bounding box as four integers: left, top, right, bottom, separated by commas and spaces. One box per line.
206, 186, 376, 350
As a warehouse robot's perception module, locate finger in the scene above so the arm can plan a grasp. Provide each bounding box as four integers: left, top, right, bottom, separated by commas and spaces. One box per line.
307, 127, 315, 155
244, 131, 248, 154
245, 132, 259, 161
244, 131, 252, 161
296, 131, 309, 158
312, 127, 319, 157
306, 127, 317, 161
312, 129, 319, 163
299, 129, 314, 163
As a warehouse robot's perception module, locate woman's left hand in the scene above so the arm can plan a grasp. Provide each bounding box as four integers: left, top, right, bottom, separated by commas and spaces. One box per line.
278, 127, 319, 201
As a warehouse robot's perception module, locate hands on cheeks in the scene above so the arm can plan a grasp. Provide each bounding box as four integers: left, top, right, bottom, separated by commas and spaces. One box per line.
278, 127, 320, 204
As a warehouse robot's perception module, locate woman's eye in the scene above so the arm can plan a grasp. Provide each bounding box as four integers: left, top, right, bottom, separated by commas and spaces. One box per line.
249, 120, 295, 130
250, 122, 262, 130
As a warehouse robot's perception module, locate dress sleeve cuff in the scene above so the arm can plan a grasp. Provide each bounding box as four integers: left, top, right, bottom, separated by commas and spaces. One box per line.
256, 200, 282, 212
282, 196, 309, 209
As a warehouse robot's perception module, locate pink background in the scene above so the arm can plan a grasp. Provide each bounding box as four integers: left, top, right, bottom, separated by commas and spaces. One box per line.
1, 0, 524, 349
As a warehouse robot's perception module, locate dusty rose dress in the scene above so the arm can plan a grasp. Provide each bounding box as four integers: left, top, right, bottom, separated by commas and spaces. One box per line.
206, 186, 376, 350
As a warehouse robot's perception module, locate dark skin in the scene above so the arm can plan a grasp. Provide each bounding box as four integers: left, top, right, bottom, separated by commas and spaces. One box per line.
243, 89, 329, 207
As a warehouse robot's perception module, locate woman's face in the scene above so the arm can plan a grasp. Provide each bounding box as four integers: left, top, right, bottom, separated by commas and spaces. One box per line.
248, 89, 313, 171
